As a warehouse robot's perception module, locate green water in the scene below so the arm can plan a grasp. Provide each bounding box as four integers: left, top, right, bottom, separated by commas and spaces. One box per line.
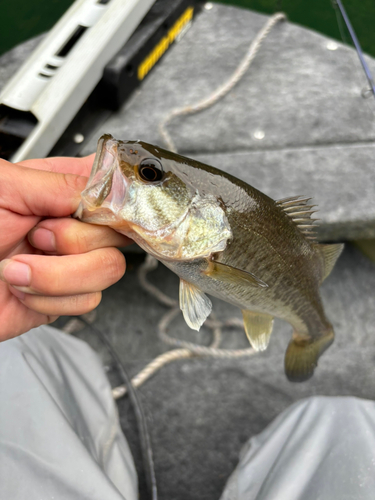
0, 0, 374, 57
0, 0, 74, 56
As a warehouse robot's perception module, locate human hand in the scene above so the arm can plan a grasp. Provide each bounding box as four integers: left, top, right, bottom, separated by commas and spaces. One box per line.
0, 155, 131, 341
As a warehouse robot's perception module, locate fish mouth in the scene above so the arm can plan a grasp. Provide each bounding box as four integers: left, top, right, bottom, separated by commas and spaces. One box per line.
74, 134, 129, 225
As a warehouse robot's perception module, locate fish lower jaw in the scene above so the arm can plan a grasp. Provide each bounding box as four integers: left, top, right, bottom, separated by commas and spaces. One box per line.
76, 205, 123, 225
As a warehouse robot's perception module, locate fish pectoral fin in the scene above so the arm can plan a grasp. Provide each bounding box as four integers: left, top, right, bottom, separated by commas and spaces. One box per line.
284, 328, 334, 382
242, 310, 274, 351
179, 279, 212, 331
205, 261, 268, 288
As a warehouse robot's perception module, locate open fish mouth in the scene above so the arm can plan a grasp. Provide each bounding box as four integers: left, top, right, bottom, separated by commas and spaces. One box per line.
74, 135, 129, 225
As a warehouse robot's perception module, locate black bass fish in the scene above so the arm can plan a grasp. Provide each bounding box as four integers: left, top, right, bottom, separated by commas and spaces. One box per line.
74, 134, 343, 382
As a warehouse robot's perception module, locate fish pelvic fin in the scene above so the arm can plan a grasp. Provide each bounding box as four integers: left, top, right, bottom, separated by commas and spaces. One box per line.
319, 243, 344, 283
284, 327, 334, 382
242, 310, 274, 351
179, 279, 212, 331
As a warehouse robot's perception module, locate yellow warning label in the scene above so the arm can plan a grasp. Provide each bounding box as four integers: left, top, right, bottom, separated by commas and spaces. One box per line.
138, 6, 194, 81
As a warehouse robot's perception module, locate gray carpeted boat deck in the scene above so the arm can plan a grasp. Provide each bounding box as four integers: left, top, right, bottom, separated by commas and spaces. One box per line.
1, 3, 375, 499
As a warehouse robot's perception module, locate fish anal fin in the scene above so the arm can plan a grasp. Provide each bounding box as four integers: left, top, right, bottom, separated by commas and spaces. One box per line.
319, 243, 344, 282
284, 329, 334, 382
205, 260, 268, 288
179, 279, 212, 331
242, 310, 274, 351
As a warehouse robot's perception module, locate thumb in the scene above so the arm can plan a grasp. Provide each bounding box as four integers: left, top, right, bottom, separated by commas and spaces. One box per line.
0, 160, 88, 217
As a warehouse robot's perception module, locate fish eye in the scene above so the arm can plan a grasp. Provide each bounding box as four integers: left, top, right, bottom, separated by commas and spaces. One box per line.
139, 158, 163, 182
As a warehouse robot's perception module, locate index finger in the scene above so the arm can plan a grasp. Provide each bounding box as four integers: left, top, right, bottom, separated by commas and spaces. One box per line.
0, 161, 87, 217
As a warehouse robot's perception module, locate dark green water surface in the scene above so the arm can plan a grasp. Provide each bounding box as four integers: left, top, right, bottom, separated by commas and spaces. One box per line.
0, 0, 374, 58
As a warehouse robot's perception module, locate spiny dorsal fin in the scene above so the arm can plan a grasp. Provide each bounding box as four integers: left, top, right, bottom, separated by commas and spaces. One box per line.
276, 195, 319, 241
319, 243, 344, 282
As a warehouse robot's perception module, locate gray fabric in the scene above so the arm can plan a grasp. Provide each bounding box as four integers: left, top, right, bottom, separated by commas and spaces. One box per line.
0, 326, 137, 500
2, 326, 375, 500
220, 396, 375, 500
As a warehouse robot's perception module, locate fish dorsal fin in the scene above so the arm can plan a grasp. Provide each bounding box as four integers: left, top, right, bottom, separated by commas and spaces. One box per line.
276, 195, 319, 241
319, 243, 344, 282
205, 260, 268, 288
179, 279, 212, 331
242, 310, 274, 351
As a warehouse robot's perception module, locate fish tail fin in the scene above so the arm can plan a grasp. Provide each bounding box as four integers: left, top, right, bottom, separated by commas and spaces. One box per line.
284, 327, 334, 382
319, 243, 344, 283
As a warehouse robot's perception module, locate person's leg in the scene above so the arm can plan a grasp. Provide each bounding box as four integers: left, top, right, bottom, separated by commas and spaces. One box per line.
0, 325, 137, 500
220, 396, 375, 500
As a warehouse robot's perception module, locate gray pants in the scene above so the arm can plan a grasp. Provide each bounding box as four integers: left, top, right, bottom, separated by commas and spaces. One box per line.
1, 327, 374, 499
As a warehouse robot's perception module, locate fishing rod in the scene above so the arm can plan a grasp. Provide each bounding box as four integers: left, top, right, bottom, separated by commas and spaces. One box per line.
332, 0, 375, 100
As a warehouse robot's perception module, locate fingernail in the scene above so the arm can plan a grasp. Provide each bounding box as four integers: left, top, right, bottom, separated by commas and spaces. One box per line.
9, 286, 25, 301
30, 228, 56, 252
0, 260, 31, 286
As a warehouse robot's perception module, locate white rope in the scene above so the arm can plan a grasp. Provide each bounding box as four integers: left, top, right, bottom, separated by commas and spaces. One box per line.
157, 307, 254, 358
112, 348, 193, 399
138, 254, 177, 308
159, 12, 286, 152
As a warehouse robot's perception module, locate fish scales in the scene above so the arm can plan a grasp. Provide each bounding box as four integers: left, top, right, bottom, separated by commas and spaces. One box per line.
165, 205, 328, 337
75, 135, 343, 382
